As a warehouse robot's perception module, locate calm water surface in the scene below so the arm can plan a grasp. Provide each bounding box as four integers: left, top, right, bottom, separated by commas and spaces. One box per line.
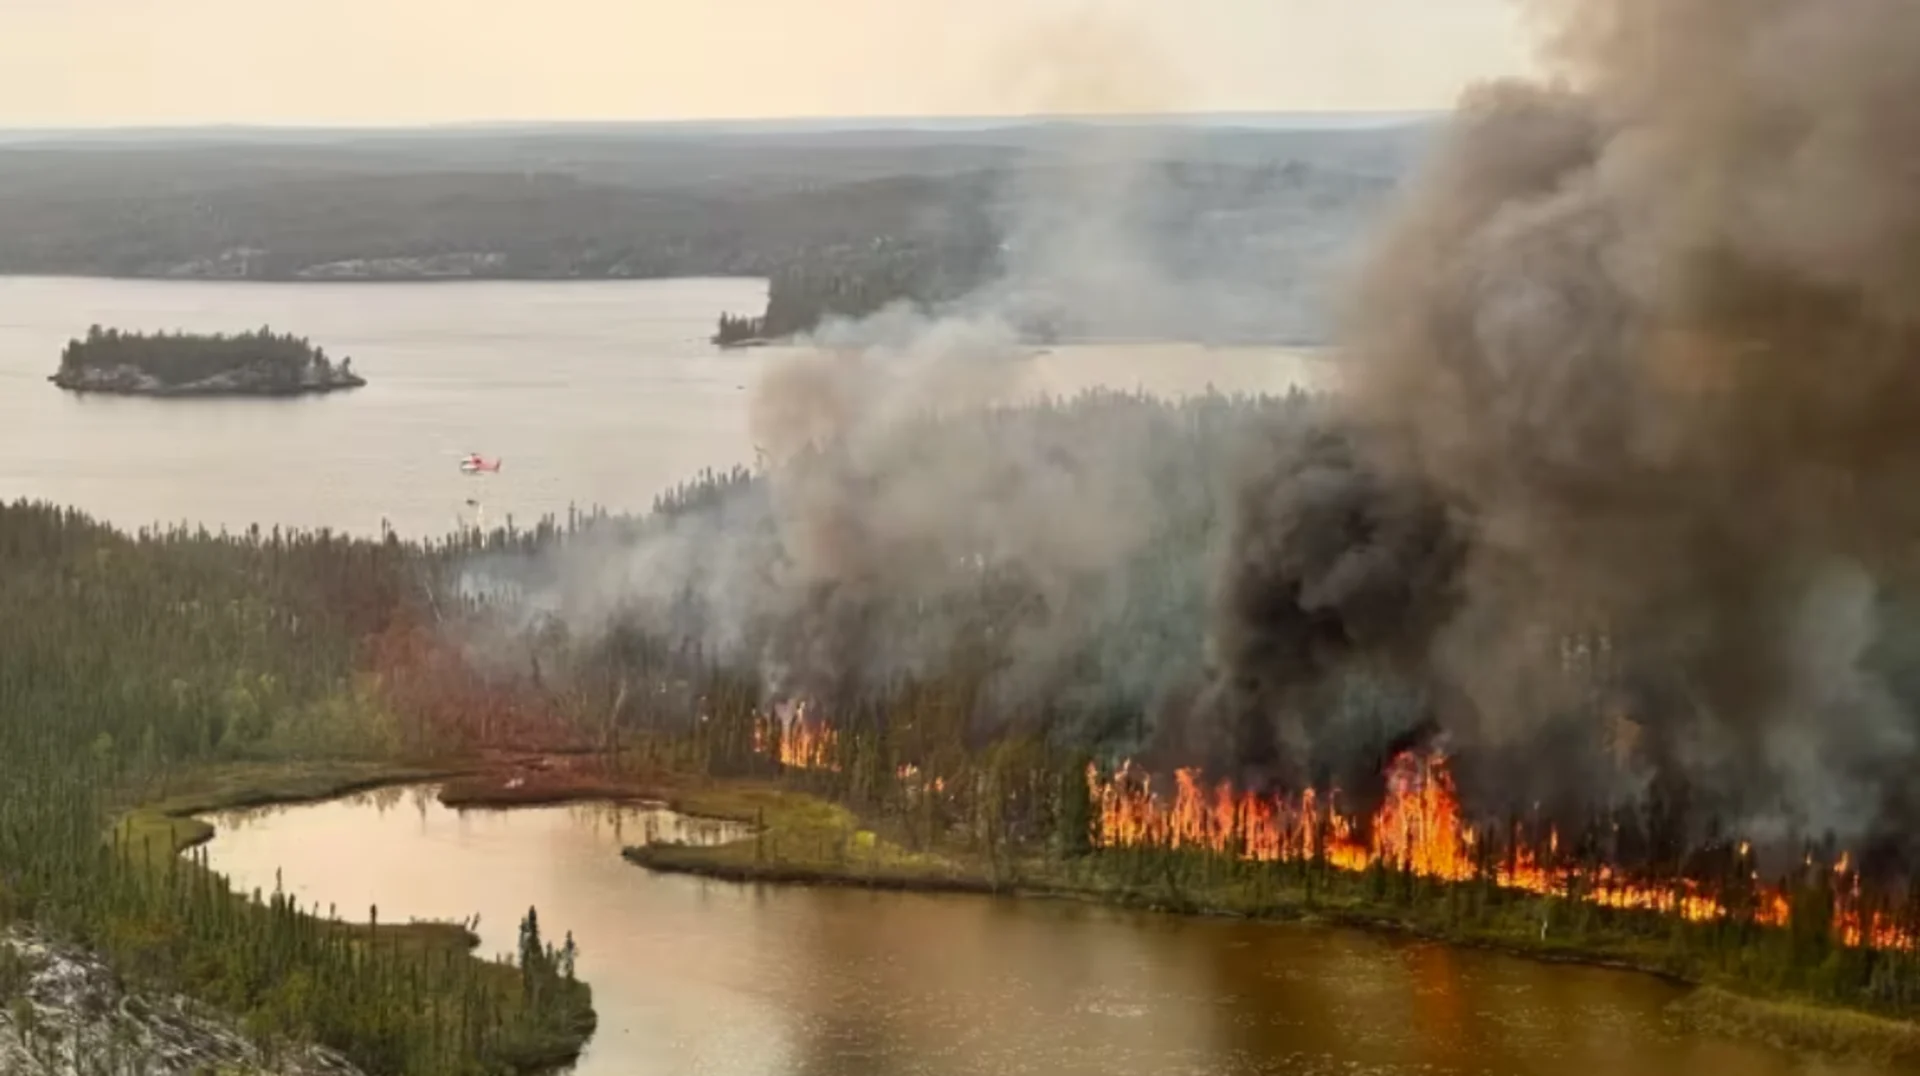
0, 276, 1328, 538
199, 790, 1881, 1076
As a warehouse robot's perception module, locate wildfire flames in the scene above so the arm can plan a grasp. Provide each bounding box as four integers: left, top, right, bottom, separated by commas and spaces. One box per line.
752, 703, 838, 771
897, 763, 947, 798
1087, 751, 1914, 951
742, 697, 1909, 950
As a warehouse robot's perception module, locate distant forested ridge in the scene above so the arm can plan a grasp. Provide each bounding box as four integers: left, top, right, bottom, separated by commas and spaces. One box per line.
0, 165, 999, 285
52, 325, 365, 396
0, 125, 1425, 342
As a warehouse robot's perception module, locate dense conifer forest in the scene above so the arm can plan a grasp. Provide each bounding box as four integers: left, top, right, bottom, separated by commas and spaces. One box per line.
0, 506, 588, 1074
8, 388, 1920, 1072
756, 232, 1002, 339
710, 313, 766, 347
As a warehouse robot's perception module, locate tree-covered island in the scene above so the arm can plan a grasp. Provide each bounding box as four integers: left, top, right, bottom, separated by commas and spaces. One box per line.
710, 312, 770, 348
50, 325, 368, 397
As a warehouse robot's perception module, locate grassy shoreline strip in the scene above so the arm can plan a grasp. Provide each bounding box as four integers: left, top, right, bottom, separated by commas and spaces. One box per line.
1674, 988, 1920, 1065
121, 760, 473, 857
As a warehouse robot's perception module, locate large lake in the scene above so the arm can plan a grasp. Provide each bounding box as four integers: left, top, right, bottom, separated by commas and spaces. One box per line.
0, 277, 1327, 538
198, 790, 1879, 1076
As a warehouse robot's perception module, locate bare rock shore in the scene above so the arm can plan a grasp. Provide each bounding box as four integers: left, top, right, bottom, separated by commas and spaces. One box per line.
0, 928, 365, 1076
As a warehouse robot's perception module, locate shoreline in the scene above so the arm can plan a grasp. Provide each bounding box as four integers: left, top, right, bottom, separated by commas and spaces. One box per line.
624, 833, 1920, 1066
622, 839, 1698, 980
0, 270, 773, 287
50, 371, 368, 399
600, 771, 1920, 1068
149, 756, 1920, 1068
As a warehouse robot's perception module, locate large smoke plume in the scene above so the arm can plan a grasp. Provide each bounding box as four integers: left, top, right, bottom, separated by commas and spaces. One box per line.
457, 0, 1920, 864
1212, 0, 1920, 860
455, 13, 1333, 741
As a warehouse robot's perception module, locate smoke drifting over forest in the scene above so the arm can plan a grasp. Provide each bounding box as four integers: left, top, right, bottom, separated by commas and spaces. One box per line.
460, 0, 1920, 868
1213, 0, 1920, 861
458, 21, 1333, 734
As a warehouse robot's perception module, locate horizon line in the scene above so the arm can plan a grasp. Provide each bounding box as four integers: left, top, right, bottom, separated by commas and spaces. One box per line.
0, 109, 1443, 139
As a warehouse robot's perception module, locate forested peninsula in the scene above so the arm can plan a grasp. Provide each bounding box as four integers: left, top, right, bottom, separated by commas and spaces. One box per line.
50, 326, 366, 397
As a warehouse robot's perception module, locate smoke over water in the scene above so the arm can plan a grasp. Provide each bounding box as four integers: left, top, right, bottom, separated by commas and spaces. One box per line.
456, 189, 1303, 749
456, 0, 1920, 870
454, 14, 1338, 741
1206, 0, 1920, 863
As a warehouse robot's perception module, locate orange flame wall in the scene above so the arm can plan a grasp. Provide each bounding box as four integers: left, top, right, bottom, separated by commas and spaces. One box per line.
1087, 751, 1912, 951
752, 704, 839, 772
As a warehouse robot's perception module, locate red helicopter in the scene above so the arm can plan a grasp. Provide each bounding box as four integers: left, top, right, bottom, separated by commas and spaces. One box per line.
458, 452, 502, 475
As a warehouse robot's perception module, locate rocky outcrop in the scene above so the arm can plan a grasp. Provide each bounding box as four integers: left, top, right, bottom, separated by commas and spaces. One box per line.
48, 364, 366, 398
0, 928, 366, 1076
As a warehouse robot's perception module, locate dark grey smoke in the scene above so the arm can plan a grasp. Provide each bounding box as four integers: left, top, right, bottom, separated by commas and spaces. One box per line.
1209, 0, 1920, 858
455, 1, 1920, 865
1195, 417, 1462, 798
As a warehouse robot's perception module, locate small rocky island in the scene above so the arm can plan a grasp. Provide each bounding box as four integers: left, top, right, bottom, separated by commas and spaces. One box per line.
50, 325, 366, 397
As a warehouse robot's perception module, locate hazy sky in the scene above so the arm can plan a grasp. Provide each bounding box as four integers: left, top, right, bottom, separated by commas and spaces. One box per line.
3, 0, 1536, 126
